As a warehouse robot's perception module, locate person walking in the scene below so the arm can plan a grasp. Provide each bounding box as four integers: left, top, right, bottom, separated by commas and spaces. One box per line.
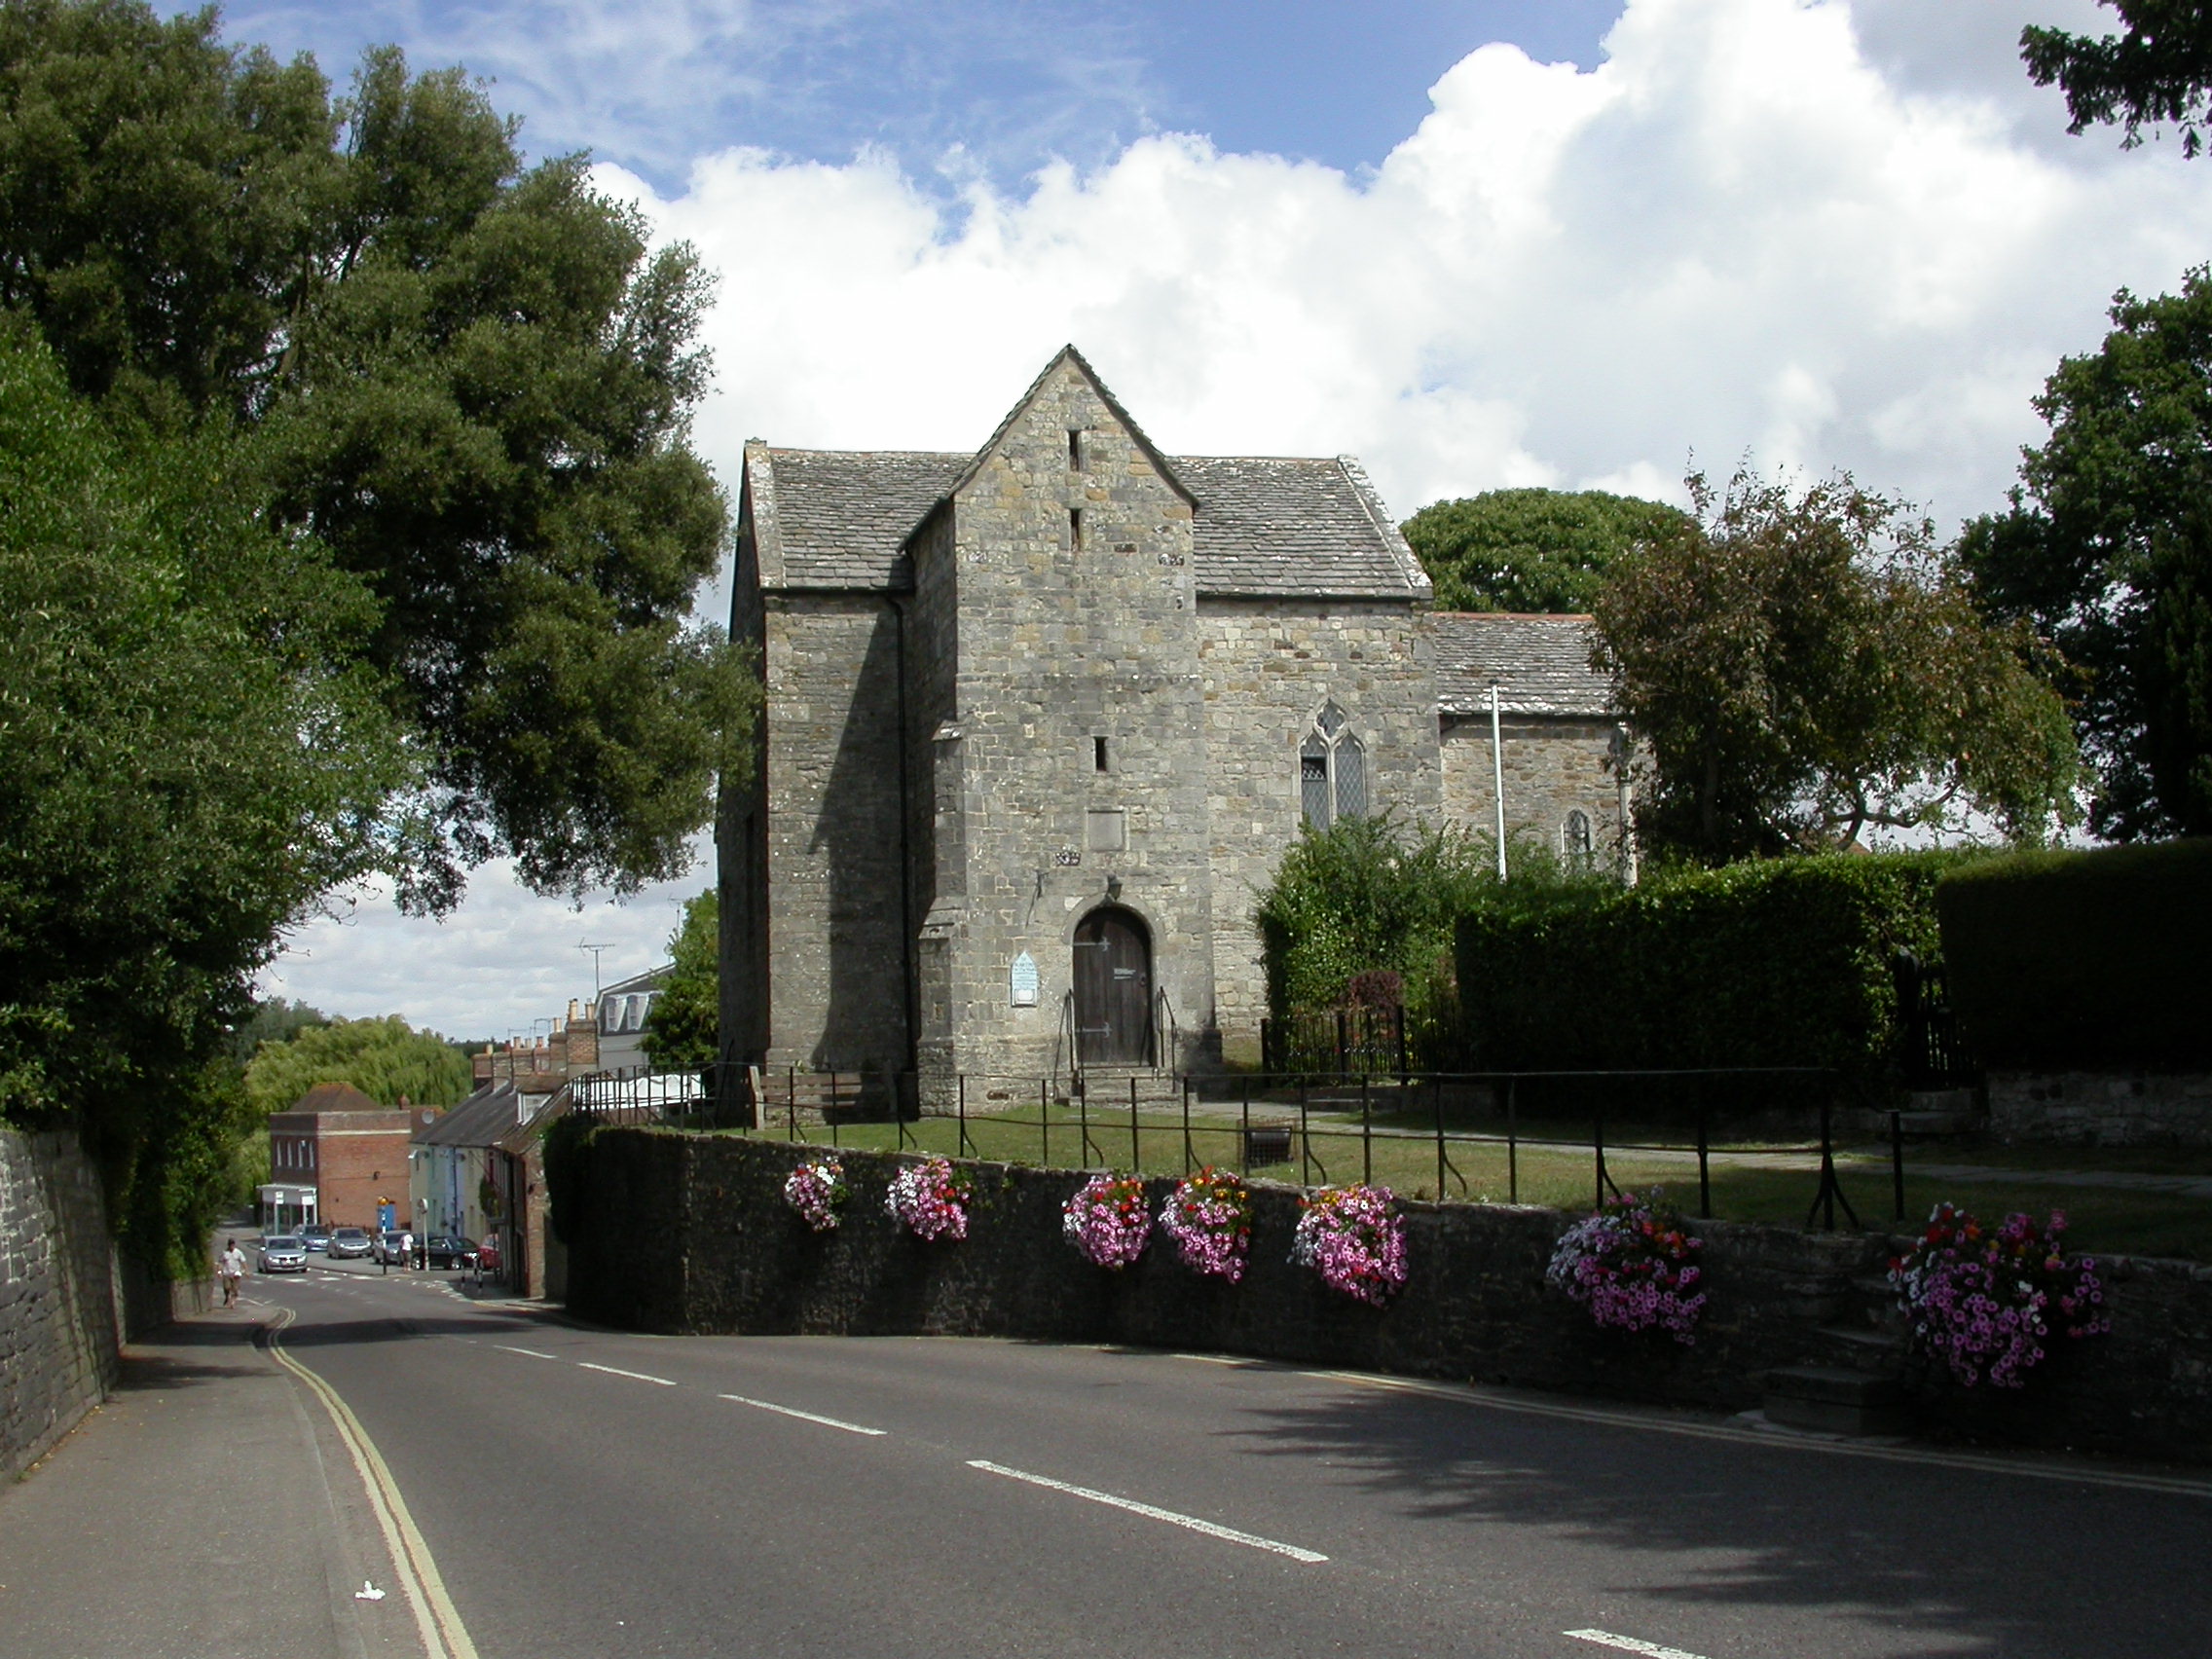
218, 1239, 245, 1308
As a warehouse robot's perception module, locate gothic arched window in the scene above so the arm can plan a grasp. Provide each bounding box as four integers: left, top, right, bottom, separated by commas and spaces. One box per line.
1300, 702, 1372, 830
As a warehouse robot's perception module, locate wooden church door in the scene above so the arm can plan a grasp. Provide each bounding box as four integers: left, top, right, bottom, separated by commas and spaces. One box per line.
1073, 908, 1152, 1066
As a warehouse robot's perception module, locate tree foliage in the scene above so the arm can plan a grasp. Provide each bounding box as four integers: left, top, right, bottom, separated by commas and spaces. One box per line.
2022, 1, 2212, 157
1592, 466, 2081, 865
226, 999, 332, 1064
0, 3, 754, 905
243, 1015, 474, 1118
1254, 814, 1593, 1027
0, 319, 409, 1264
1401, 487, 1691, 613
640, 890, 718, 1070
1962, 270, 2212, 838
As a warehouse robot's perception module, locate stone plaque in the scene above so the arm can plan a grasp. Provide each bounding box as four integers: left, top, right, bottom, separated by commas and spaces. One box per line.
1009, 951, 1040, 1008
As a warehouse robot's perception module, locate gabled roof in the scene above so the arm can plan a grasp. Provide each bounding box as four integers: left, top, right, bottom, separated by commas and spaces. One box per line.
413, 1083, 526, 1147
940, 344, 1198, 510
1177, 456, 1431, 600
1433, 613, 1618, 719
740, 344, 1429, 602
284, 1081, 387, 1116
745, 445, 965, 591
600, 963, 673, 1000
493, 1088, 570, 1157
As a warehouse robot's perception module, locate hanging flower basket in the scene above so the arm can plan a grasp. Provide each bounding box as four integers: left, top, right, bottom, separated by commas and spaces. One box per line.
1889, 1203, 2107, 1388
1159, 1167, 1253, 1283
1062, 1173, 1151, 1269
1291, 1183, 1408, 1306
1547, 1190, 1706, 1344
782, 1158, 849, 1232
885, 1155, 974, 1242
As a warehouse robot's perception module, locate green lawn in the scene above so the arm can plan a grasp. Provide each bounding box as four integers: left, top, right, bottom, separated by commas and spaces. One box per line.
711, 1100, 2212, 1263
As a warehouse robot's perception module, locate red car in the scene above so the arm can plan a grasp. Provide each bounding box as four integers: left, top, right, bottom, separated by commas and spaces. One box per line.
474, 1234, 502, 1274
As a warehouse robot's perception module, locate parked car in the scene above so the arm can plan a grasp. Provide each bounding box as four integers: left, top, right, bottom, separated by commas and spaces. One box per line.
257, 1235, 308, 1273
424, 1235, 478, 1271
300, 1224, 332, 1252
372, 1230, 414, 1266
474, 1234, 502, 1275
326, 1227, 373, 1260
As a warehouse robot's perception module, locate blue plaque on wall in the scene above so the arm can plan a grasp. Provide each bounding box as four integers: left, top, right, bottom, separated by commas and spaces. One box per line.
1010, 951, 1040, 1007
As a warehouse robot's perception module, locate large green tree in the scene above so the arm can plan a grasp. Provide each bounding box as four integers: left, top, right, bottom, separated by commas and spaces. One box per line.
0, 320, 408, 1267
0, 3, 753, 906
1401, 487, 1690, 613
243, 1015, 472, 1117
640, 890, 718, 1071
2022, 1, 2212, 156
1593, 467, 2081, 864
1963, 272, 2212, 838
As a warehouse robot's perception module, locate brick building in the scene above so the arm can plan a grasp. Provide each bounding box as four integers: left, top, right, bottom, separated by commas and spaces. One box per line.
265, 1083, 438, 1232
719, 347, 1626, 1088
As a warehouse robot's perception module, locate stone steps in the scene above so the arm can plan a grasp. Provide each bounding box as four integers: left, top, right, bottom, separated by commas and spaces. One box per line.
1762, 1365, 1909, 1436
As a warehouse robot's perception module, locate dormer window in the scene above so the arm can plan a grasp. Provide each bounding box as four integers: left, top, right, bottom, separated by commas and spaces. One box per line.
1299, 702, 1368, 830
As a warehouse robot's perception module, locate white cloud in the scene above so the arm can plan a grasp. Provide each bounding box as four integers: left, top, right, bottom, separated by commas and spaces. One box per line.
259, 856, 704, 1039
280, 0, 2212, 1031
629, 0, 2210, 533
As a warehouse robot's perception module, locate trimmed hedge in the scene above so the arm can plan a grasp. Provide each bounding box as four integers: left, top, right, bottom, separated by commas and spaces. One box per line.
1456, 853, 1963, 1074
1936, 839, 2212, 1070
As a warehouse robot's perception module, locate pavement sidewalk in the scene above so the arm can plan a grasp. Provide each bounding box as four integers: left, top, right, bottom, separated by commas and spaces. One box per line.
0, 1302, 424, 1659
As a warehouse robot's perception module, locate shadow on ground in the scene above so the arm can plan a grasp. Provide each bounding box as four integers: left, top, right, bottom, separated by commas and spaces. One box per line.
1232, 1385, 2209, 1659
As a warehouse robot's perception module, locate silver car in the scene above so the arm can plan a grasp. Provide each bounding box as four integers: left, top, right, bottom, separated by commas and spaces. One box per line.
257, 1235, 308, 1272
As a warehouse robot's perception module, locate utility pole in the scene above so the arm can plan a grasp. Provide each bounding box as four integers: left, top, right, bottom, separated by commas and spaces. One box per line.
1489, 680, 1507, 881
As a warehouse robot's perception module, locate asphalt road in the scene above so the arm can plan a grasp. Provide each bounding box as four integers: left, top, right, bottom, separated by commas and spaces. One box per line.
244, 1262, 2211, 1659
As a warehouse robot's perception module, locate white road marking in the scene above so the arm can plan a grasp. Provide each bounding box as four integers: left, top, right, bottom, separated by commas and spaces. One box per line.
577, 1361, 678, 1386
719, 1394, 887, 1435
497, 1346, 560, 1361
1565, 1631, 1709, 1659
966, 1459, 1327, 1563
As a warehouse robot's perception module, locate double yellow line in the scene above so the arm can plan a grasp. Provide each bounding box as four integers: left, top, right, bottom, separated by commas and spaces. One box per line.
264, 1307, 481, 1659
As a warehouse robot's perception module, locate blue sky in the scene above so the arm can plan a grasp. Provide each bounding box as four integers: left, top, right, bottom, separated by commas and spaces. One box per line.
233, 0, 2202, 1037
226, 2, 1629, 194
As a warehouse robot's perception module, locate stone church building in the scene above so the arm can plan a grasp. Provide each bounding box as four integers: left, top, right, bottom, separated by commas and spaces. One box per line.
718, 348, 1625, 1089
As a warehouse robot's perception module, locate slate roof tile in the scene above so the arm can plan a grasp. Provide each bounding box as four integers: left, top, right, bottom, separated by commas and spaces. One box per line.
1432, 613, 1617, 718
748, 449, 1429, 600
756, 449, 968, 591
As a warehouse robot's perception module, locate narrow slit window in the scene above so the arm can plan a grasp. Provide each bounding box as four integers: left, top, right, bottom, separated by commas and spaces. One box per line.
1069, 429, 1084, 470
1093, 736, 1109, 772
1071, 507, 1084, 551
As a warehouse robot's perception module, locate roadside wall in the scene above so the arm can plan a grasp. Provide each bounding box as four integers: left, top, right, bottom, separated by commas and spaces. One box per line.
0, 1131, 122, 1477
563, 1132, 2212, 1465
1990, 1069, 2212, 1146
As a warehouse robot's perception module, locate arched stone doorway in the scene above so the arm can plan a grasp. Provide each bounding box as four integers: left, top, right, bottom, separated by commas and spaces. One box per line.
1073, 906, 1153, 1066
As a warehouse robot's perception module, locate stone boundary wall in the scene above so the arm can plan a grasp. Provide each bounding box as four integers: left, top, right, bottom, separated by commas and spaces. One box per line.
1991, 1069, 2212, 1146
1, 1130, 122, 1477
563, 1132, 2212, 1465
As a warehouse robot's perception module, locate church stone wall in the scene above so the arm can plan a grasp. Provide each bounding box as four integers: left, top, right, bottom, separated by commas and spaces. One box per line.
1197, 600, 1442, 1061
757, 595, 911, 1076
925, 358, 1217, 1085
1441, 716, 1624, 868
